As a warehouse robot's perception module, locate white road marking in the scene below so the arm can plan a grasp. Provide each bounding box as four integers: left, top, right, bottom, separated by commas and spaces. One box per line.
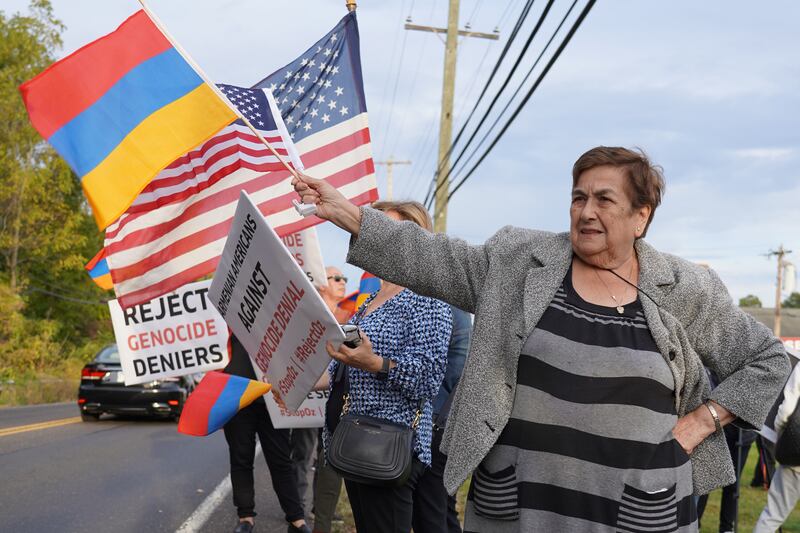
176, 445, 262, 532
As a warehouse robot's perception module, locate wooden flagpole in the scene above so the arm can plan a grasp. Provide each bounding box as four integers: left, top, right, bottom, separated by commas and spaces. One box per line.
136, 1, 299, 180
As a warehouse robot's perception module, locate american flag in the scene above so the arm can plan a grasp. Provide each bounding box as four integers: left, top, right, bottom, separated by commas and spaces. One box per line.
102, 12, 377, 308
253, 11, 376, 204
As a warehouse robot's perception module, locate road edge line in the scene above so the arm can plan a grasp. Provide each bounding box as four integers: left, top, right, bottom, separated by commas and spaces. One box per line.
175, 445, 262, 533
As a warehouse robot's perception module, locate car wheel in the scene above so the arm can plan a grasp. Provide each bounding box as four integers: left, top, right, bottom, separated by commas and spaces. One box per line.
81, 412, 100, 422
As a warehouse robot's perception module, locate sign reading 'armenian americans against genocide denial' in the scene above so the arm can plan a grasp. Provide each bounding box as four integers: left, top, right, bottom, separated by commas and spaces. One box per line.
108, 280, 229, 385
209, 191, 344, 411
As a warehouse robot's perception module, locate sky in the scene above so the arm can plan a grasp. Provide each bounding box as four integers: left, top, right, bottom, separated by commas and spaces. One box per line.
5, 0, 799, 308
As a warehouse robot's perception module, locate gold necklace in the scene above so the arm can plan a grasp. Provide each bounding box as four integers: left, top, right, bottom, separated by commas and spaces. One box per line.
592, 261, 635, 314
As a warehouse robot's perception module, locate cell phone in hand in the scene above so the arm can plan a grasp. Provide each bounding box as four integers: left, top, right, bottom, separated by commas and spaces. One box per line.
341, 324, 362, 349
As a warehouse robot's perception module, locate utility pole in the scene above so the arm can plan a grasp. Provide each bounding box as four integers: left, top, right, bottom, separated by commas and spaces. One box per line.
406, 1, 498, 232
375, 157, 411, 200
767, 245, 792, 337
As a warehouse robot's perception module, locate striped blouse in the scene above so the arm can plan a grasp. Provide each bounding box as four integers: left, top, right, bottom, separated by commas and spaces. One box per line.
464, 266, 698, 532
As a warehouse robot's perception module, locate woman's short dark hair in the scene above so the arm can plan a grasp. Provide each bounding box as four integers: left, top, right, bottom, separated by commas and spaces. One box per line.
372, 200, 433, 231
572, 146, 665, 238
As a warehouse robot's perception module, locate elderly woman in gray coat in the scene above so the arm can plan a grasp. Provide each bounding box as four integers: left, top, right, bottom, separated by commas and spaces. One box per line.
293, 146, 788, 533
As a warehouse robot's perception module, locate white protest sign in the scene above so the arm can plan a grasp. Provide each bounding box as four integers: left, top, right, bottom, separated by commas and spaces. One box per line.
208, 191, 344, 411
108, 280, 229, 385
265, 389, 329, 429
281, 227, 327, 289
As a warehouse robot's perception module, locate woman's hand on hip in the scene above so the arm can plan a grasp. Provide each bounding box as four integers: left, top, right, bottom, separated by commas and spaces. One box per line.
672, 401, 732, 455
326, 331, 388, 373
292, 172, 362, 235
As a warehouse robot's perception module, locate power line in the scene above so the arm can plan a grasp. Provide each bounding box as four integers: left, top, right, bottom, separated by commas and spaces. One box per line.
423, 0, 538, 208
441, 0, 580, 198
396, 0, 443, 199
447, 0, 597, 201
403, 26, 495, 200
405, 0, 524, 202
426, 0, 557, 208
24, 286, 110, 306
372, 0, 408, 154
378, 26, 411, 160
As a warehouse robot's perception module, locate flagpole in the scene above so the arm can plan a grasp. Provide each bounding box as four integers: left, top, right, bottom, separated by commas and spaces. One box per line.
136, 0, 299, 180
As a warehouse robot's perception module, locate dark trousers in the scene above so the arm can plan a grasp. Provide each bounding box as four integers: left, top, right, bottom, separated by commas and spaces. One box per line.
223, 401, 305, 522
697, 426, 756, 532
290, 427, 318, 511
344, 458, 426, 533
752, 435, 777, 489
413, 426, 462, 533
312, 429, 343, 533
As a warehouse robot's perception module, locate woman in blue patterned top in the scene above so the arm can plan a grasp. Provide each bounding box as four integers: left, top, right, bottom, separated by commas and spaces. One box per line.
322, 200, 452, 533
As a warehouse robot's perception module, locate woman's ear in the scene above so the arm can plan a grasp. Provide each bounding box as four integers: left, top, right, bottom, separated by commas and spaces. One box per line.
636, 205, 651, 237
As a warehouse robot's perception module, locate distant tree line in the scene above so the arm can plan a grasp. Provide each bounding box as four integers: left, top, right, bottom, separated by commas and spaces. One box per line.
0, 1, 113, 381
738, 293, 800, 309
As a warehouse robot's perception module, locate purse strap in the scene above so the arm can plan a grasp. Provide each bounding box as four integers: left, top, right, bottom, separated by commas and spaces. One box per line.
338, 289, 425, 430
338, 362, 425, 430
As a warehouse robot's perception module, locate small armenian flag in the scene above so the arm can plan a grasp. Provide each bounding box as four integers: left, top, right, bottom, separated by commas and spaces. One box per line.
337, 272, 381, 319
178, 372, 270, 436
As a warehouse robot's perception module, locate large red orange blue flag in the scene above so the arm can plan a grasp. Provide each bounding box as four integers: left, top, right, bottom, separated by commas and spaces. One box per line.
178, 371, 271, 436
19, 10, 237, 230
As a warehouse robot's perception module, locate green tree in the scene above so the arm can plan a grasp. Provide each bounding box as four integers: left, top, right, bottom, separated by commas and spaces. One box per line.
739, 294, 762, 308
784, 292, 800, 309
0, 1, 113, 380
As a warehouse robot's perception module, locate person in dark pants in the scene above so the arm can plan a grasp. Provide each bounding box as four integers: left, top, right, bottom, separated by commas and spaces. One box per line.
223, 335, 311, 533
412, 305, 472, 533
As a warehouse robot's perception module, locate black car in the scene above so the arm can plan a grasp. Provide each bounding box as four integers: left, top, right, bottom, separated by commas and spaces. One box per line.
78, 344, 196, 422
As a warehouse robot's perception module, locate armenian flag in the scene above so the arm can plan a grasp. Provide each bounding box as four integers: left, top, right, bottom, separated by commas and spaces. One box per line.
337, 272, 381, 319
85, 249, 113, 290
177, 372, 270, 436
19, 10, 237, 230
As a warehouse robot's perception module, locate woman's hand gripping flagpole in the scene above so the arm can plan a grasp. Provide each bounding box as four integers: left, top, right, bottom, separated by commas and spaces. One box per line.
291, 173, 363, 235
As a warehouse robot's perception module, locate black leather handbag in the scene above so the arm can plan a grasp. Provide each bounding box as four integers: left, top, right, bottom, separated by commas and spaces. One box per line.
776, 400, 800, 466
326, 369, 422, 487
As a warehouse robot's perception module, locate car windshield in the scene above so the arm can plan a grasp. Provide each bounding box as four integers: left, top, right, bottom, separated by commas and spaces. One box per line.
94, 345, 120, 363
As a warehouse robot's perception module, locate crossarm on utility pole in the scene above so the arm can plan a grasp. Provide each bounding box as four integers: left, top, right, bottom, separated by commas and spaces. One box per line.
404, 23, 499, 41
375, 158, 412, 200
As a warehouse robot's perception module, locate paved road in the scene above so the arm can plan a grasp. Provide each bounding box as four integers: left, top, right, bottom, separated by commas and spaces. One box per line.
0, 402, 297, 532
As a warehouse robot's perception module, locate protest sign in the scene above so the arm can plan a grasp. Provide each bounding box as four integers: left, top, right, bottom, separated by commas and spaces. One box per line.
108, 280, 229, 385
265, 389, 329, 429
281, 227, 326, 289
208, 191, 344, 411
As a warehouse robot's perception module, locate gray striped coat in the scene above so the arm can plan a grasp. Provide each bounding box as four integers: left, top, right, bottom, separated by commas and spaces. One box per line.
347, 207, 790, 495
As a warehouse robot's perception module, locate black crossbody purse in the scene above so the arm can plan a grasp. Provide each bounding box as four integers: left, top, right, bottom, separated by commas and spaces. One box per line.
326, 366, 423, 487
776, 400, 800, 466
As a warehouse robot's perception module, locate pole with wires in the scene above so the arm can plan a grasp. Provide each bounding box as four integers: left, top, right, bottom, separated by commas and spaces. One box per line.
406, 0, 499, 232
447, 0, 596, 202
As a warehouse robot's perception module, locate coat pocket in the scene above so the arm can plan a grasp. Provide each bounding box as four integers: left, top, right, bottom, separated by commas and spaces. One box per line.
469, 463, 520, 521
616, 483, 678, 533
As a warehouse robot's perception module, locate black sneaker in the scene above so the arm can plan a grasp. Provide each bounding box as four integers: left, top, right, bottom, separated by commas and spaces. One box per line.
287, 523, 311, 533
234, 521, 254, 533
